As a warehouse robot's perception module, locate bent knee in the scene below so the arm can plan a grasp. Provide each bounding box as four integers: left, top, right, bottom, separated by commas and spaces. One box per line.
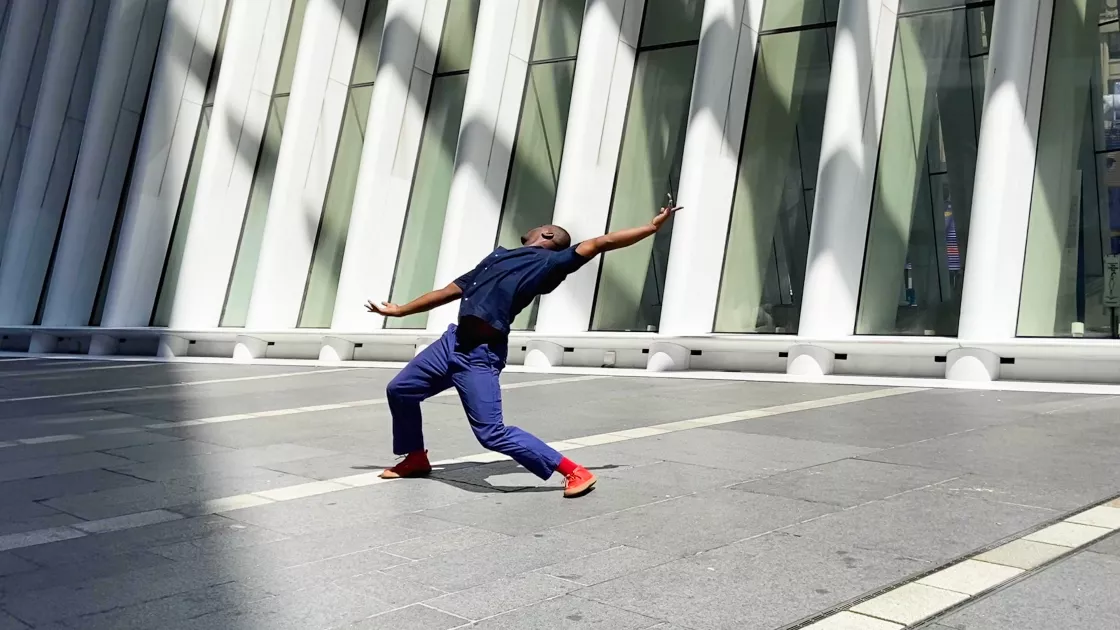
386, 379, 407, 400
475, 425, 509, 451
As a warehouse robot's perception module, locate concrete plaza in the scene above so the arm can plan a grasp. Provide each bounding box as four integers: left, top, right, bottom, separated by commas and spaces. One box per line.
0, 357, 1117, 629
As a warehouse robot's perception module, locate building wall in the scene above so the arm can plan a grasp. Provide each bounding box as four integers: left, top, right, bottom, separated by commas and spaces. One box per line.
1, 0, 1119, 385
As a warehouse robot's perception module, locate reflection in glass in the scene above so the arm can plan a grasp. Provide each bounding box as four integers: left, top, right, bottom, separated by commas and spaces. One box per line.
590, 0, 704, 332
761, 0, 838, 31
151, 5, 233, 326
1018, 1, 1120, 339
219, 0, 309, 327
299, 1, 387, 328
591, 47, 698, 332
855, 3, 992, 336
714, 24, 834, 334
496, 0, 584, 331
387, 0, 480, 330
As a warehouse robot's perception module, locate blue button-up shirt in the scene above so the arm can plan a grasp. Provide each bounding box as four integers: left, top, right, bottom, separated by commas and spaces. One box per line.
454, 245, 591, 334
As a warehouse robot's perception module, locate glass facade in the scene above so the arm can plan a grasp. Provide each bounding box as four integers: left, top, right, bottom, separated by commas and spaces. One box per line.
855, 1, 993, 336
298, 1, 388, 328
218, 0, 309, 327
590, 0, 704, 332
714, 2, 836, 334
386, 0, 480, 330
1019, 0, 1120, 339
495, 0, 585, 331
150, 4, 234, 327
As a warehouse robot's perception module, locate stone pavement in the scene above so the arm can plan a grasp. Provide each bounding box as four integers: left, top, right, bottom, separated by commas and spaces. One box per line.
0, 357, 1117, 629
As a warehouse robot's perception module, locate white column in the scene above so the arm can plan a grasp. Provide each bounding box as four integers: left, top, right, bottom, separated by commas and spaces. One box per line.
242, 0, 369, 334
652, 0, 765, 370
0, 0, 112, 326
166, 0, 293, 328
426, 0, 542, 331
0, 0, 58, 259
787, 0, 899, 376
533, 0, 645, 339
39, 0, 168, 329
329, 0, 447, 335
949, 0, 1051, 382
94, 0, 228, 347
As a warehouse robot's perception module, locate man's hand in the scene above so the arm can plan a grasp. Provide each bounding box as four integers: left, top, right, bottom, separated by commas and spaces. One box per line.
650, 203, 682, 231
366, 300, 403, 317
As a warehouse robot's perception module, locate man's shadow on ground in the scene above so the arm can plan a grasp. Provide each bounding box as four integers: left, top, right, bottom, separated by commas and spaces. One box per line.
351, 459, 623, 495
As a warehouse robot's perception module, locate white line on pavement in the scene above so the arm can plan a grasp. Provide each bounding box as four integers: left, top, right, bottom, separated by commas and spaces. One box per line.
0, 385, 920, 553
4, 376, 608, 439
0, 362, 164, 378
0, 368, 361, 404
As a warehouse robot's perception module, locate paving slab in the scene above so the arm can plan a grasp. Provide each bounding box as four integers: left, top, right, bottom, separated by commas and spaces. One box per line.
383, 530, 613, 593
470, 594, 661, 630
559, 488, 837, 557
733, 458, 957, 507
350, 604, 468, 630
426, 571, 579, 621
604, 428, 876, 476
936, 551, 1120, 629
576, 532, 928, 630
787, 488, 1055, 563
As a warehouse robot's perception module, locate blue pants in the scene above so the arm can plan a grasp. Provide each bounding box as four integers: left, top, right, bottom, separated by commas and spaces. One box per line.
386, 325, 562, 480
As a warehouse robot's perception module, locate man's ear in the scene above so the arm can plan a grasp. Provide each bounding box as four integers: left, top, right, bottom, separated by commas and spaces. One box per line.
541, 230, 555, 240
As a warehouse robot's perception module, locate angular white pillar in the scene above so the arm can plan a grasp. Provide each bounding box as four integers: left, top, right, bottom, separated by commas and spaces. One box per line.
330, 0, 447, 332
0, 0, 59, 258
244, 0, 372, 330
787, 0, 899, 376
0, 0, 112, 326
167, 0, 294, 328
97, 0, 229, 331
426, 0, 542, 331
39, 0, 168, 329
949, 0, 1050, 382
534, 0, 645, 335
657, 0, 764, 340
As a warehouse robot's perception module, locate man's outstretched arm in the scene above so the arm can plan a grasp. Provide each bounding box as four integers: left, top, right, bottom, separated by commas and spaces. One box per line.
366, 282, 462, 318
575, 204, 681, 258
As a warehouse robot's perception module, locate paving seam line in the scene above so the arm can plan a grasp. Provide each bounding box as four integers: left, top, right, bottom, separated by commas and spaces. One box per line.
0, 386, 921, 553
780, 492, 1120, 630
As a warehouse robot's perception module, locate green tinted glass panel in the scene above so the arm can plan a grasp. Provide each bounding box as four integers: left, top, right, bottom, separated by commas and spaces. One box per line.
437, 0, 480, 74
299, 85, 375, 328
856, 7, 987, 336
152, 107, 213, 326
387, 73, 470, 329
532, 0, 584, 61
715, 27, 833, 333
352, 0, 388, 85
639, 0, 704, 48
221, 97, 289, 327
497, 60, 577, 330
1017, 0, 1119, 338
761, 0, 839, 31
275, 0, 309, 95
591, 45, 698, 331
898, 0, 973, 13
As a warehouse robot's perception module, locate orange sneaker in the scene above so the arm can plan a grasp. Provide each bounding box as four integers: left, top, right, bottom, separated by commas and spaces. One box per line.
379, 451, 432, 479
563, 465, 597, 498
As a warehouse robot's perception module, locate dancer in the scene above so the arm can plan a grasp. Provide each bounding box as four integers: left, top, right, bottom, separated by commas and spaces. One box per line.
367, 201, 681, 497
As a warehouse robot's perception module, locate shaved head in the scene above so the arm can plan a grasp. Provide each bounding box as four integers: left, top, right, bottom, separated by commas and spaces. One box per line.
521, 224, 571, 251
